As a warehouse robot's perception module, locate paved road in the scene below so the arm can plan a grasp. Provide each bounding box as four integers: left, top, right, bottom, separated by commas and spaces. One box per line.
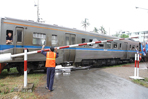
35, 68, 148, 99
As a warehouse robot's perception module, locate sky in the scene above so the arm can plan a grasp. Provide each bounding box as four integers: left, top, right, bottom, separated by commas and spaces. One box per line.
0, 0, 148, 35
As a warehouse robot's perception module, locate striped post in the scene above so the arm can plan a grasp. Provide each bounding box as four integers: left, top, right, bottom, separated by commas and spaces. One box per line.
24, 48, 27, 87
134, 54, 137, 77
137, 54, 140, 77
129, 53, 144, 79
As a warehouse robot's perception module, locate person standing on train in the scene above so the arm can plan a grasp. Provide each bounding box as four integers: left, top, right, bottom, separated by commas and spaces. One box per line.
41, 45, 59, 92
6, 32, 13, 44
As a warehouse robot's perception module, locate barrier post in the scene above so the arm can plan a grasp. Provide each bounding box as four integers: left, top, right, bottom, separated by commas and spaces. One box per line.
24, 48, 27, 87
129, 53, 144, 80
134, 54, 137, 77
137, 54, 139, 77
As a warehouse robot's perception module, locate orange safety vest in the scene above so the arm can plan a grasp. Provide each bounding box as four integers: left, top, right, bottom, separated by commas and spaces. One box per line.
45, 52, 56, 67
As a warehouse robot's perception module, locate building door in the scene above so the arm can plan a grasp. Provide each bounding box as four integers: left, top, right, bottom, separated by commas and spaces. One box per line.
14, 27, 24, 59
63, 33, 76, 63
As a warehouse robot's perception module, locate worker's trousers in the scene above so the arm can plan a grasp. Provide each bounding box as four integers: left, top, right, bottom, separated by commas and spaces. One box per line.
47, 67, 55, 90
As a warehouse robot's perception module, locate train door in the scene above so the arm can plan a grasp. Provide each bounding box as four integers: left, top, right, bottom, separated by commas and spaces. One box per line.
124, 42, 128, 59
63, 33, 76, 63
14, 27, 24, 58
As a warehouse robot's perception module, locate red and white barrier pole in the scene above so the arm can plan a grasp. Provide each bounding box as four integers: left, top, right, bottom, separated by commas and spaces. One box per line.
24, 48, 27, 87
134, 54, 137, 77
137, 54, 140, 77
0, 37, 139, 63
129, 53, 144, 80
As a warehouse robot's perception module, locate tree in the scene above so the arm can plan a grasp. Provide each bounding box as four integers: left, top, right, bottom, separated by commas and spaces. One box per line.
120, 34, 129, 38
81, 18, 90, 31
93, 27, 98, 33
99, 26, 106, 34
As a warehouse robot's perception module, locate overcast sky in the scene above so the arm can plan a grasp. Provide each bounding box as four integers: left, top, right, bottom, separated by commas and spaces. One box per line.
0, 0, 148, 35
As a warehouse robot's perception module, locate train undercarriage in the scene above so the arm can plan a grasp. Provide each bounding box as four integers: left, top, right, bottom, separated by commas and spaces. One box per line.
1, 57, 146, 74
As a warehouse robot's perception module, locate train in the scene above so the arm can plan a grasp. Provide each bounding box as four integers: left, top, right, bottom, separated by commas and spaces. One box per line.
0, 17, 147, 74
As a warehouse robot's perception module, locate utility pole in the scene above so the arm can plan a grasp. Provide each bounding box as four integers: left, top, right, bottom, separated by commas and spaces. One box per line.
35, 0, 40, 22
37, 0, 39, 22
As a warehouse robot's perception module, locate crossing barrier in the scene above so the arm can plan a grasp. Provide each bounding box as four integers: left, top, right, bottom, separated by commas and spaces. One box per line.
129, 53, 144, 79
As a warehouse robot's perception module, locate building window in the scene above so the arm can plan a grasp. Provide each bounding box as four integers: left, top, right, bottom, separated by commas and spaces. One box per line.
33, 32, 46, 45
52, 34, 58, 45
113, 43, 117, 48
6, 30, 13, 44
106, 42, 111, 49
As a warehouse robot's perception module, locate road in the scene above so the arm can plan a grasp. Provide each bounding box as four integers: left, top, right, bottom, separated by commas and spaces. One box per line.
35, 67, 148, 99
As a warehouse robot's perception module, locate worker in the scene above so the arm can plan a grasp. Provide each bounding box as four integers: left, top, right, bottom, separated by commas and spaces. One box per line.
41, 45, 59, 92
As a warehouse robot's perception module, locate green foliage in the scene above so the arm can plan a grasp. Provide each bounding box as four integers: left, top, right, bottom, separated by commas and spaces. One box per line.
93, 27, 98, 33
0, 83, 5, 87
81, 18, 90, 31
120, 34, 129, 38
10, 88, 14, 92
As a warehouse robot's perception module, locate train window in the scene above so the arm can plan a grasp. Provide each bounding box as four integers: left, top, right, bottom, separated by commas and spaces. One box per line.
99, 44, 104, 48
132, 45, 135, 50
113, 43, 117, 48
82, 38, 85, 43
130, 45, 131, 50
6, 30, 13, 44
52, 35, 58, 45
137, 46, 138, 48
89, 39, 93, 46
65, 36, 69, 45
17, 30, 23, 42
33, 33, 46, 45
71, 37, 75, 44
106, 42, 111, 49
120, 43, 122, 48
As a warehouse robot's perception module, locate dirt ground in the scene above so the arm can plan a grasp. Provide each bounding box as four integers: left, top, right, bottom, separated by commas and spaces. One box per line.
101, 62, 148, 80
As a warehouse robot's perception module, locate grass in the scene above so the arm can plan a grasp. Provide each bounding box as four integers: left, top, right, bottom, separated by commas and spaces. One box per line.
0, 67, 45, 99
132, 78, 148, 87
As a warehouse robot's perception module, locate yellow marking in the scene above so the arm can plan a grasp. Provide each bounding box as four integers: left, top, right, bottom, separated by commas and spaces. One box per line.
46, 58, 55, 60
3, 21, 108, 39
54, 53, 56, 58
